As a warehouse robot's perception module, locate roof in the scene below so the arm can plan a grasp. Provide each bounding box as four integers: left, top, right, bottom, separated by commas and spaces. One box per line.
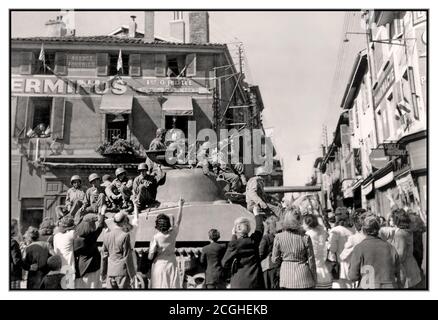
11, 35, 226, 48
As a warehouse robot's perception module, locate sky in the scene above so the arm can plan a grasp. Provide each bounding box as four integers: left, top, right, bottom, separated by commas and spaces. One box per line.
11, 10, 367, 185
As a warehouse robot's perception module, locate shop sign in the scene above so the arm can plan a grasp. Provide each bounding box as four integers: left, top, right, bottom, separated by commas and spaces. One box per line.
382, 143, 407, 156
11, 76, 209, 96
67, 54, 96, 69
369, 148, 390, 170
373, 61, 395, 107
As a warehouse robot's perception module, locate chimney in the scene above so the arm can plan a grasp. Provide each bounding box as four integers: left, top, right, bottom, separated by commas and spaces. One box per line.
189, 11, 209, 44
45, 15, 67, 37
129, 15, 137, 38
170, 11, 185, 43
143, 11, 155, 42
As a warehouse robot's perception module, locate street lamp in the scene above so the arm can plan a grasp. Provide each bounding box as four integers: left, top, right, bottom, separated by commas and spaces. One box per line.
343, 31, 416, 46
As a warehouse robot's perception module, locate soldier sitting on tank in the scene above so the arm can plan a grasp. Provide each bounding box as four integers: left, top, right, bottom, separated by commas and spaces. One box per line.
218, 162, 247, 193
149, 128, 166, 151
132, 163, 166, 213
245, 166, 270, 216
55, 175, 86, 220
75, 173, 108, 224
105, 167, 134, 213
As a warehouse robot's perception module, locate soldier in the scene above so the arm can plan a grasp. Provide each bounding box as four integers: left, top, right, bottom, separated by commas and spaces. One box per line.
219, 162, 247, 193
149, 128, 166, 151
132, 163, 166, 213
105, 168, 133, 213
76, 173, 107, 224
245, 166, 270, 216
55, 175, 86, 220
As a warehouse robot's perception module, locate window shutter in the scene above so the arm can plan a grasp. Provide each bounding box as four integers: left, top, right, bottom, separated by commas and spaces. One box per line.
129, 54, 141, 77
208, 70, 216, 89
186, 53, 197, 77
407, 67, 419, 120
96, 53, 109, 76
373, 42, 383, 74
340, 124, 351, 146
155, 54, 166, 77
51, 97, 66, 140
14, 96, 30, 138
20, 52, 34, 75
54, 52, 67, 75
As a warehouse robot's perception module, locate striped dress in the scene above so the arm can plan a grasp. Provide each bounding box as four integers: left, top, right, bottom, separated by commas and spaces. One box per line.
271, 230, 317, 289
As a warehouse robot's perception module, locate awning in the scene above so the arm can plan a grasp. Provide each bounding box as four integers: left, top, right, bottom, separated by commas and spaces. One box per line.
375, 171, 394, 189
362, 181, 374, 196
100, 94, 133, 114
161, 96, 193, 116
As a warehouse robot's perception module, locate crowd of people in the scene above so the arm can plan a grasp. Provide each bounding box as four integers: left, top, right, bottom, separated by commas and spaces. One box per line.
9, 126, 426, 290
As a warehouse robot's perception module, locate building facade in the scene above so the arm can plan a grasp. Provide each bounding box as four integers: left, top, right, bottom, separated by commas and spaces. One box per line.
10, 11, 267, 233
318, 10, 427, 222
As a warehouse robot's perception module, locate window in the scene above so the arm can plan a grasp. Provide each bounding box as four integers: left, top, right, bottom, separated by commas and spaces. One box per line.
109, 53, 130, 76
20, 198, 44, 235
389, 14, 404, 40
166, 55, 186, 77
31, 98, 52, 130
154, 54, 197, 77
34, 52, 56, 75
14, 97, 65, 139
165, 115, 189, 138
106, 114, 128, 143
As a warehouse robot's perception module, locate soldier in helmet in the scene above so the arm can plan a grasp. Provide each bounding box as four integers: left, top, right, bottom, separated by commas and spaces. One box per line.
76, 173, 107, 224
132, 163, 166, 213
218, 162, 247, 193
105, 168, 133, 213
245, 166, 270, 216
55, 175, 86, 220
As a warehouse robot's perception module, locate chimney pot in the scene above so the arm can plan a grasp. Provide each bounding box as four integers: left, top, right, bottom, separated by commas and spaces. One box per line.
129, 15, 137, 38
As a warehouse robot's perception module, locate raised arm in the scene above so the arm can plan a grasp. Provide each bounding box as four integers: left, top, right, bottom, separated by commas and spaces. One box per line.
175, 197, 184, 229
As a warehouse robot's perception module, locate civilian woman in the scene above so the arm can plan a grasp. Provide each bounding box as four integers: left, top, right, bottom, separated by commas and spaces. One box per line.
392, 210, 422, 288
303, 214, 332, 289
222, 211, 264, 289
271, 209, 316, 289
149, 197, 184, 288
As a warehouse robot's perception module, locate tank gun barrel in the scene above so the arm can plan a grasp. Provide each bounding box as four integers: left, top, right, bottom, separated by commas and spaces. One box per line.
264, 185, 321, 193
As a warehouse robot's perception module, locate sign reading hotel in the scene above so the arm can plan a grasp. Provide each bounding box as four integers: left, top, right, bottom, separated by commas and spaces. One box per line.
11, 76, 211, 95
67, 54, 97, 69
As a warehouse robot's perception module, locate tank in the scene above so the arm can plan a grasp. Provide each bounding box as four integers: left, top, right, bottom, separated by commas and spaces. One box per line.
101, 166, 255, 288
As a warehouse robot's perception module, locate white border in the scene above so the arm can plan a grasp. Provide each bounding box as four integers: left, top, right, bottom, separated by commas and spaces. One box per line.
2, 0, 436, 300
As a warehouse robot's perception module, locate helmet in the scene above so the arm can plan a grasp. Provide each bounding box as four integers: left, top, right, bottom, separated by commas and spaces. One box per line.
102, 174, 111, 182
138, 163, 149, 171
88, 173, 100, 183
70, 175, 81, 184
115, 167, 127, 177
254, 166, 270, 176
233, 162, 244, 174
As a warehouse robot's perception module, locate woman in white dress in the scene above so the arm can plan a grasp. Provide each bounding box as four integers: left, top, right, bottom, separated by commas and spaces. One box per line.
148, 198, 184, 288
303, 214, 332, 289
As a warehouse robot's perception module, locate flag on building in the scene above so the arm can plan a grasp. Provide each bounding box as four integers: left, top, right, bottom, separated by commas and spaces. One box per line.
117, 50, 123, 74
38, 43, 46, 70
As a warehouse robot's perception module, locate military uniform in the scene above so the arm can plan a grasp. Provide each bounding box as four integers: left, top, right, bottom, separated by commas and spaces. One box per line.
245, 176, 268, 213
105, 178, 133, 212
132, 171, 166, 210
55, 187, 86, 220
